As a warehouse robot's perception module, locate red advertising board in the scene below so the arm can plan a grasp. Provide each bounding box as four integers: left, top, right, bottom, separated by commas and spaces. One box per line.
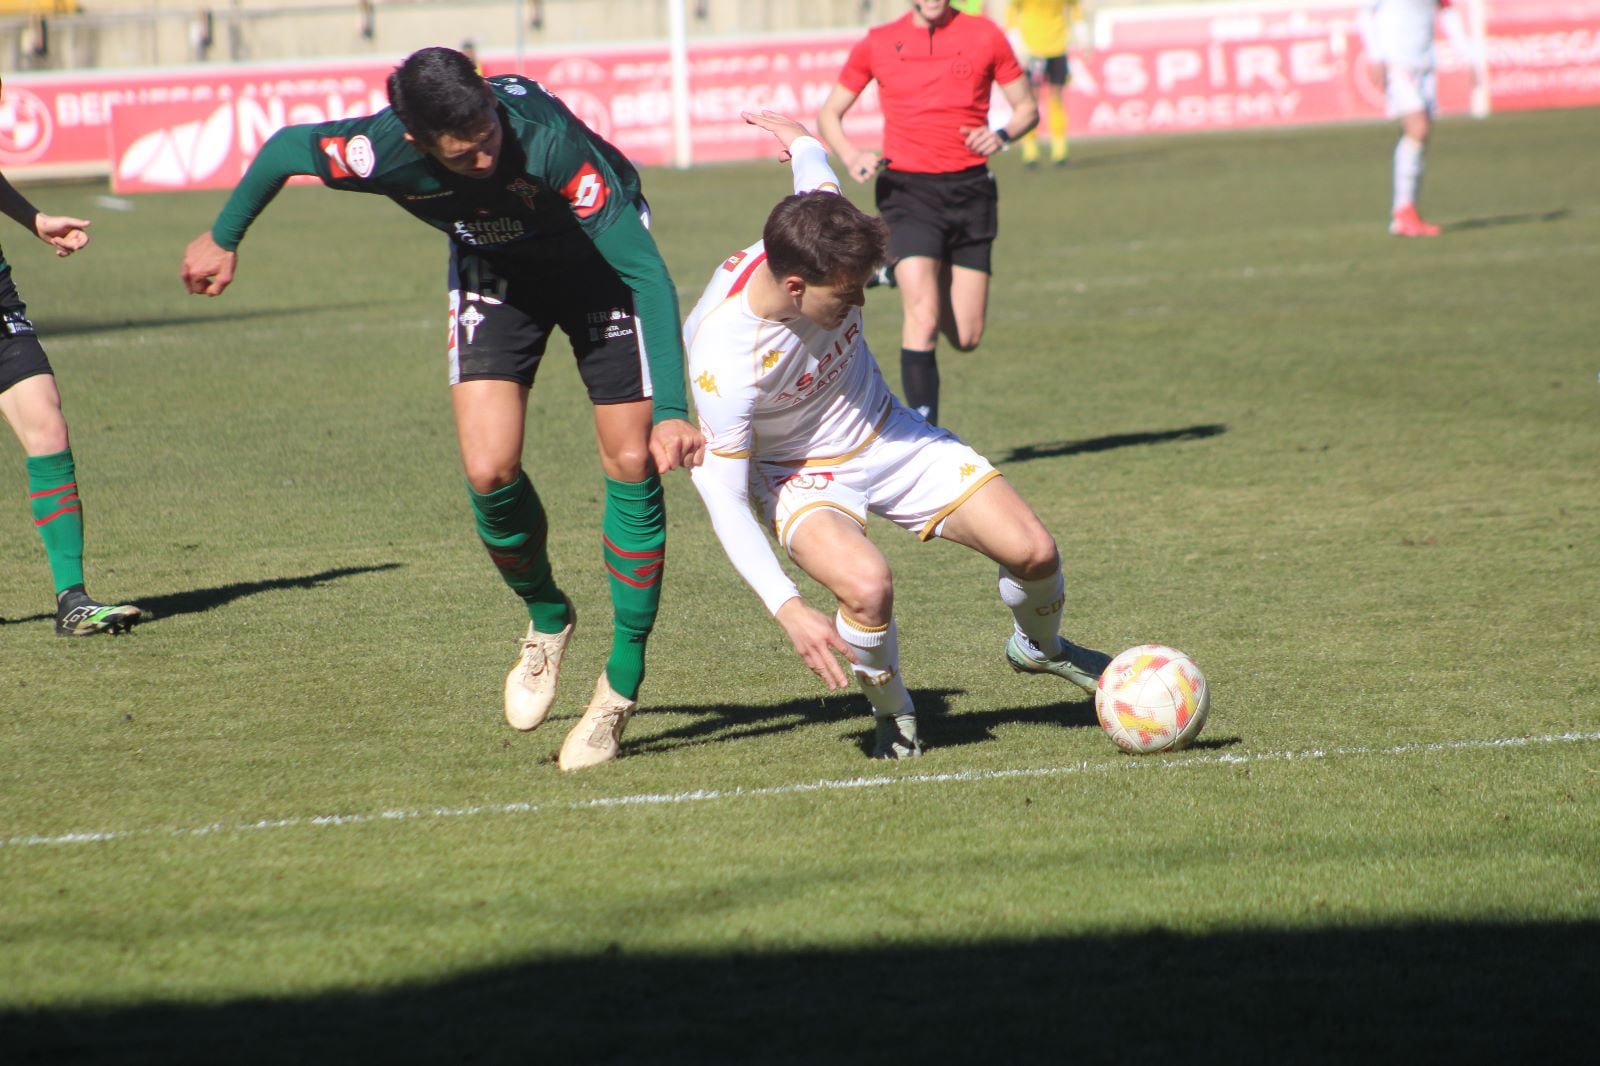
0, 0, 1595, 190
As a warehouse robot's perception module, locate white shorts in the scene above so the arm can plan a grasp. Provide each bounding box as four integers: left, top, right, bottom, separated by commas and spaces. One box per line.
1386, 66, 1437, 118
750, 402, 1000, 552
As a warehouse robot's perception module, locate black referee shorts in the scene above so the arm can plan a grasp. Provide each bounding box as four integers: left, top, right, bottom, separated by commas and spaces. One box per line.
875, 165, 998, 275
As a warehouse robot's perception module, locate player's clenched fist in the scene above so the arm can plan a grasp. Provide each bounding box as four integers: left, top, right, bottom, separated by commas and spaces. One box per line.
181, 231, 237, 296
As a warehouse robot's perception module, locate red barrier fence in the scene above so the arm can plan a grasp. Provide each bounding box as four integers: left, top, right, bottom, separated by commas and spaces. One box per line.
0, 0, 1594, 191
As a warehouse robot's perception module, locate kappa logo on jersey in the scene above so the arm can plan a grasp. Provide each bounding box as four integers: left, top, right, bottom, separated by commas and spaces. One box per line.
762, 350, 783, 371
960, 463, 978, 480
561, 162, 609, 218
722, 250, 749, 272
694, 371, 721, 396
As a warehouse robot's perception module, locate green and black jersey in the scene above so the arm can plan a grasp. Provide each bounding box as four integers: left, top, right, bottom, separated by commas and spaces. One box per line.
209, 75, 687, 422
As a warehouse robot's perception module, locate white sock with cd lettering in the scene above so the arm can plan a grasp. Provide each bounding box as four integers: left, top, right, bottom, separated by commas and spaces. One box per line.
998, 566, 1064, 658
836, 611, 913, 718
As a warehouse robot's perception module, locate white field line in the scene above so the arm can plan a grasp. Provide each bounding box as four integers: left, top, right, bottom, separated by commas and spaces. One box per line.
5, 731, 1598, 850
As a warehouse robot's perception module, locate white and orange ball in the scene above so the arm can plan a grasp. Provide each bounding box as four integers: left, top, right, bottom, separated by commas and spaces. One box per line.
1095, 645, 1210, 754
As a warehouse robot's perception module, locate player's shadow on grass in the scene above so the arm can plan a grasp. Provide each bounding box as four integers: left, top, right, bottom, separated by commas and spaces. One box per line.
1446, 207, 1569, 232
0, 564, 402, 628
999, 423, 1226, 465
627, 691, 943, 758
631, 688, 1139, 759
40, 302, 390, 338
5, 921, 1593, 1064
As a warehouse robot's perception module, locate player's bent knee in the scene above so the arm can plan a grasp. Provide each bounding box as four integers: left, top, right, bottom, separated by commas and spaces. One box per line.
1008, 535, 1060, 582
462, 460, 523, 495
599, 443, 654, 482
948, 326, 984, 352
833, 567, 894, 624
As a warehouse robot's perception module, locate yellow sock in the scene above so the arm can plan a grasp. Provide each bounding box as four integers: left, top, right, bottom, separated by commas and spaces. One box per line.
1049, 93, 1068, 161
1020, 129, 1041, 164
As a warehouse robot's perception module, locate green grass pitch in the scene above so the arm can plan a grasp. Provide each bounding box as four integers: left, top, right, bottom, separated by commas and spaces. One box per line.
2, 106, 1597, 1062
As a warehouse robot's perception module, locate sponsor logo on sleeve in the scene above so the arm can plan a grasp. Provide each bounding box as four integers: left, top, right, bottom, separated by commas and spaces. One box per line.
560, 161, 609, 218
346, 135, 375, 178
320, 136, 351, 178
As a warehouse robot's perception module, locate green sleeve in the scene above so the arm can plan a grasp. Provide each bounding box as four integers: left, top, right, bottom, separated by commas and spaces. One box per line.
592, 209, 689, 424
210, 127, 321, 251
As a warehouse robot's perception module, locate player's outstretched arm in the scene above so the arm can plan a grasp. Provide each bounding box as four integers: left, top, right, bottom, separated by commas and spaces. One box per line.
0, 174, 89, 257
180, 126, 322, 297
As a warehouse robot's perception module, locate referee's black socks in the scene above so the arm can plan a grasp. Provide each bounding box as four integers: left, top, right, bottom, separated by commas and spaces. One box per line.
900, 348, 939, 426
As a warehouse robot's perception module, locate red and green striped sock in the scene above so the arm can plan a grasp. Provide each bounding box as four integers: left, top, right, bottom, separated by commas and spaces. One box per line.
26, 449, 85, 595
468, 472, 568, 634
601, 475, 665, 702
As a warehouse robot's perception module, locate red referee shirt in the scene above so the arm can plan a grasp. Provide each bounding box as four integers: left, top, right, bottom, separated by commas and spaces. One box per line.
837, 10, 1023, 175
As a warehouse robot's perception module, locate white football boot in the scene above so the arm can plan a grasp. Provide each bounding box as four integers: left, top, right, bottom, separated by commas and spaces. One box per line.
504, 602, 575, 731
558, 674, 637, 771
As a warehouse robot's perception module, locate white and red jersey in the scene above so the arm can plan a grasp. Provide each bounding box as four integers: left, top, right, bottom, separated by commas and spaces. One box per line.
684, 254, 891, 470
685, 135, 896, 614
684, 135, 893, 468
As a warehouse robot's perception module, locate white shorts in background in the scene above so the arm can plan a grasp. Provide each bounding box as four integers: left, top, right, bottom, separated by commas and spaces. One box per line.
1386, 66, 1437, 118
751, 403, 1000, 553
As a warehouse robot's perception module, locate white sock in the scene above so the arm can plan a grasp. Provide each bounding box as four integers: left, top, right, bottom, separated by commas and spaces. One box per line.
836, 611, 913, 718
1393, 135, 1425, 213
998, 566, 1064, 657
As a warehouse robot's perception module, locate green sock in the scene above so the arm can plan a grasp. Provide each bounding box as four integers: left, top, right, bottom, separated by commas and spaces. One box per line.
468, 472, 568, 633
601, 474, 665, 701
26, 449, 85, 596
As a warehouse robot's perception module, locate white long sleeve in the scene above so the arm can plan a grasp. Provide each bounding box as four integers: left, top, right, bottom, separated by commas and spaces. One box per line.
787, 135, 843, 196
690, 453, 801, 616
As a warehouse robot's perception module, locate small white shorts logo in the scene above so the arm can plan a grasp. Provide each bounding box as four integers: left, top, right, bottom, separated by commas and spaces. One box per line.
501, 83, 528, 96
347, 135, 376, 178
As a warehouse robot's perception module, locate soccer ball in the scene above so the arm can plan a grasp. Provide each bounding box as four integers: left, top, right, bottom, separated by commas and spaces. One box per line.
1095, 645, 1210, 754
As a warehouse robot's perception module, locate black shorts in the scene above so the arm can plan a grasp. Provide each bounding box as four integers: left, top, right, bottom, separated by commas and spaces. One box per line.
1029, 54, 1070, 87
0, 270, 52, 396
875, 166, 999, 275
446, 230, 648, 404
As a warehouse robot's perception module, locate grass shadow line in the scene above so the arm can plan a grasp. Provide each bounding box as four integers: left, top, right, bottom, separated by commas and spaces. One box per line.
0, 564, 404, 628
1446, 207, 1569, 232
2, 921, 1593, 1064
1000, 423, 1226, 465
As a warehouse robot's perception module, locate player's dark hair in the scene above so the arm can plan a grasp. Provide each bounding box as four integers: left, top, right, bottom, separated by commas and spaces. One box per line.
763, 192, 888, 287
387, 46, 496, 145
